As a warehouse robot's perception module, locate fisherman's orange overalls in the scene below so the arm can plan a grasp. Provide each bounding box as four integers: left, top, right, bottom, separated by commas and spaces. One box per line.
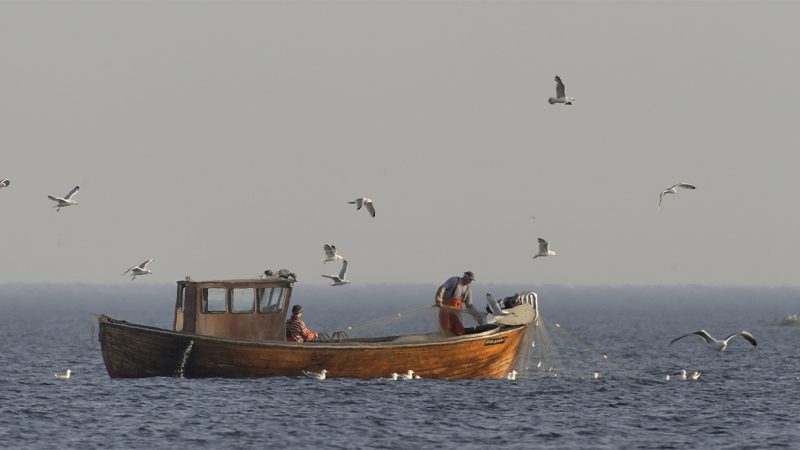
439, 298, 465, 336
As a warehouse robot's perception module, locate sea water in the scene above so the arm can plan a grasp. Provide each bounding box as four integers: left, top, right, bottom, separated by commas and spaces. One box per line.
1, 284, 799, 449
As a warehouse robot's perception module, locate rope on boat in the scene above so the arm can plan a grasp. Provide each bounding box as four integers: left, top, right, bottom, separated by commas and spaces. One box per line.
175, 340, 194, 379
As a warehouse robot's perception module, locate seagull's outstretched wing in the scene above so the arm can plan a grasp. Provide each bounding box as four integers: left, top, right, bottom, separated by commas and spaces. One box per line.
538, 238, 549, 253
365, 201, 376, 218
354, 198, 364, 210
324, 244, 335, 258
47, 195, 60, 203
321, 275, 338, 281
673, 183, 696, 191
64, 185, 80, 200
139, 259, 153, 270
486, 293, 510, 316
338, 260, 348, 279
725, 330, 757, 347
659, 190, 667, 207
121, 265, 135, 276
0, 179, 9, 188
538, 238, 548, 251
555, 75, 566, 98
669, 330, 714, 345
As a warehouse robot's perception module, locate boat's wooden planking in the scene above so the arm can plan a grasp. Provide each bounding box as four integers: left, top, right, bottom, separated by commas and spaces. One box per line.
99, 317, 529, 380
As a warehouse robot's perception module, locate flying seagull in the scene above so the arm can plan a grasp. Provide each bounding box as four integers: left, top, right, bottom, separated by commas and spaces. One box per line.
348, 197, 376, 218
303, 369, 327, 380
54, 369, 72, 380
322, 260, 351, 286
48, 185, 80, 211
0, 179, 9, 189
121, 259, 153, 280
669, 329, 757, 352
548, 75, 574, 105
533, 238, 557, 258
321, 244, 343, 263
659, 183, 696, 207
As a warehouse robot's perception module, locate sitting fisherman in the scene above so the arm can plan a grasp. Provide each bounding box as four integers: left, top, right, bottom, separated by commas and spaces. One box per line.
434, 271, 486, 336
286, 305, 318, 343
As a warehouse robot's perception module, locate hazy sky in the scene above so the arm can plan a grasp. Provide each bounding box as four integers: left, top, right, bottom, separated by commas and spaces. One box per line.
2, 1, 799, 286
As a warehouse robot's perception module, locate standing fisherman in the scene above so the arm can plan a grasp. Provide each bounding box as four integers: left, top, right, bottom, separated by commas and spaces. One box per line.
434, 271, 485, 336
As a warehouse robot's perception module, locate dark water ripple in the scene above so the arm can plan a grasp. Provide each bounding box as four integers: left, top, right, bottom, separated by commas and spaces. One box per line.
2, 285, 800, 449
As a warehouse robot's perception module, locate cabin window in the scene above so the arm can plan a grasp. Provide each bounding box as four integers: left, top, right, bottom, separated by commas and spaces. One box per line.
203, 288, 227, 313
232, 288, 255, 313
258, 287, 285, 313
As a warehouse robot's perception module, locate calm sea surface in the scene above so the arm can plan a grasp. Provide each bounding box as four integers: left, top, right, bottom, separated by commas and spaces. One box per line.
1, 284, 799, 449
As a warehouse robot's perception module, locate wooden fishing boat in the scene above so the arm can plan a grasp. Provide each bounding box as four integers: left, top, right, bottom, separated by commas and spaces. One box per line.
98, 276, 538, 379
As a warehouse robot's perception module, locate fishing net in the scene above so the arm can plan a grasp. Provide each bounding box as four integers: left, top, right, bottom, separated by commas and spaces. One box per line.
313, 290, 566, 380
318, 305, 444, 341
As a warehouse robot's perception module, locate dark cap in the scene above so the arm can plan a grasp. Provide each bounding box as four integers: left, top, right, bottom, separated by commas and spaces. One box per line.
463, 271, 475, 281
292, 305, 303, 315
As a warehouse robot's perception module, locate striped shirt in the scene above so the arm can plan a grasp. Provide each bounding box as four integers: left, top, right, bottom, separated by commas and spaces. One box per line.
286, 315, 311, 342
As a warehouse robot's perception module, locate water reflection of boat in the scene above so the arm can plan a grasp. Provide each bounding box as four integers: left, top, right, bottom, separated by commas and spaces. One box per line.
98, 276, 538, 379
771, 314, 800, 326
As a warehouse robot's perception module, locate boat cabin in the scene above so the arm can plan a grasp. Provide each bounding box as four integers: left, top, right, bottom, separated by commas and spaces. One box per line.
173, 277, 294, 341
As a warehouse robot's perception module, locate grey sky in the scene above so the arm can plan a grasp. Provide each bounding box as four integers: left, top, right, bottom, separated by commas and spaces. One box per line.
1, 2, 799, 286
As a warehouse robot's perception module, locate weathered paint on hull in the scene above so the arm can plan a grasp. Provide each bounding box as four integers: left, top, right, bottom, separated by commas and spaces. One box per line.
99, 316, 529, 380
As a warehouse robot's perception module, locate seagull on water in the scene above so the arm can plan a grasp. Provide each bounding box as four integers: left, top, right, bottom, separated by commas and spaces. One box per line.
0, 178, 9, 189
669, 330, 757, 352
671, 369, 701, 381
659, 183, 696, 207
533, 238, 557, 259
303, 369, 327, 380
506, 370, 518, 380
486, 293, 510, 316
121, 259, 153, 280
348, 197, 376, 218
322, 260, 350, 286
548, 75, 574, 105
54, 369, 71, 380
399, 370, 415, 380
321, 244, 343, 263
48, 185, 80, 211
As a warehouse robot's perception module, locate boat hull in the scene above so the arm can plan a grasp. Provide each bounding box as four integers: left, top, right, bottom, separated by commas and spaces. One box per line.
99, 316, 530, 379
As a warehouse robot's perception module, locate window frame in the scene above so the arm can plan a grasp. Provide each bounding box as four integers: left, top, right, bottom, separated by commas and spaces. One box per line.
258, 287, 285, 314
203, 287, 229, 314
231, 288, 256, 314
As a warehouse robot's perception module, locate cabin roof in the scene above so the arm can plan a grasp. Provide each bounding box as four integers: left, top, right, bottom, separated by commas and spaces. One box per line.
178, 278, 295, 287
